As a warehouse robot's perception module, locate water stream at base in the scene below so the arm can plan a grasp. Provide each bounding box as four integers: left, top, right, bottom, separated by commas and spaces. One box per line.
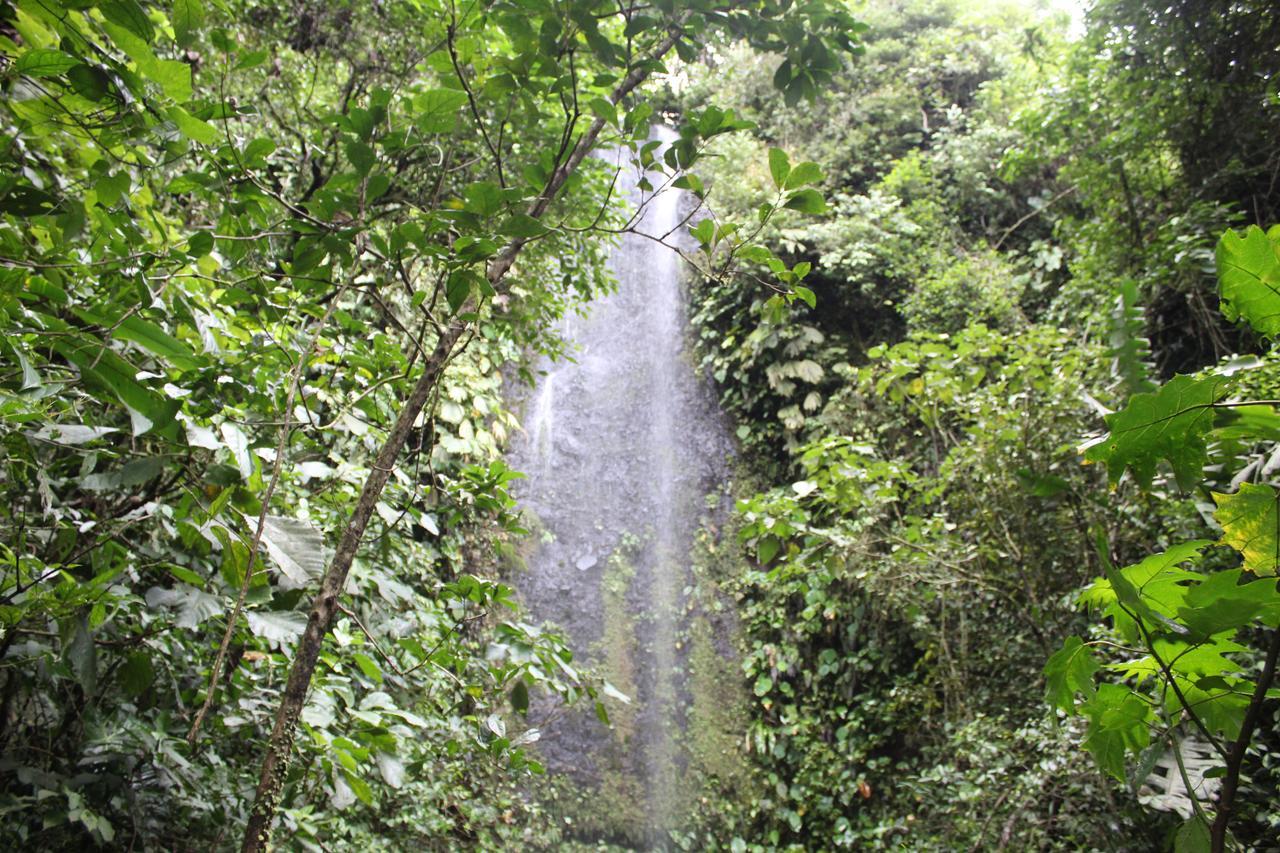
509, 128, 734, 844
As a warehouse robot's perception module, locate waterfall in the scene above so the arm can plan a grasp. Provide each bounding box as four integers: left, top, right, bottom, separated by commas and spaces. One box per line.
510, 127, 735, 844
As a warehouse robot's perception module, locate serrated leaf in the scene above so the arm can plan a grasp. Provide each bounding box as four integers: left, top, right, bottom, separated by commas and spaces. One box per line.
1216, 224, 1280, 339
768, 147, 790, 189
1044, 636, 1099, 712
1180, 569, 1280, 635
260, 515, 326, 586
14, 48, 79, 77
1084, 374, 1231, 490
1213, 482, 1279, 576
1081, 682, 1152, 781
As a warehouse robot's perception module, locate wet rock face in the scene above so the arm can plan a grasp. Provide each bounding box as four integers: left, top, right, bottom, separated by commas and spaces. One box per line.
508, 129, 734, 840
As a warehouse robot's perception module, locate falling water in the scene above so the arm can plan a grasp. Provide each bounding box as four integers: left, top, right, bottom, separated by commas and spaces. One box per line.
510, 127, 734, 844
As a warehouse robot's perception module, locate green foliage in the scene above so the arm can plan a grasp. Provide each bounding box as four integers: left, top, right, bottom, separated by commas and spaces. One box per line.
1051, 228, 1280, 848
1217, 224, 1280, 340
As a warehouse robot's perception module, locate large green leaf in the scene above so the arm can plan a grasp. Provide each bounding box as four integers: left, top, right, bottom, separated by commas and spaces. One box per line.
1179, 569, 1280, 635
768, 148, 791, 189
1081, 683, 1152, 781
1044, 636, 1098, 712
14, 48, 79, 78
246, 610, 308, 647
52, 336, 180, 436
75, 308, 200, 371
1213, 482, 1279, 576
1216, 224, 1280, 339
1084, 374, 1231, 490
412, 88, 469, 133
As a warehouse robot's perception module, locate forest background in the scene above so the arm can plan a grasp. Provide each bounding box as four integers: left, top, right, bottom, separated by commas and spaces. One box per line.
1, 0, 1279, 850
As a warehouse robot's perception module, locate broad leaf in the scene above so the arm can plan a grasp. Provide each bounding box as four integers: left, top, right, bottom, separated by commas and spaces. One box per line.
783, 188, 827, 215
1081, 683, 1153, 781
14, 49, 78, 78
245, 610, 308, 647
172, 0, 205, 49
768, 147, 790, 189
261, 515, 326, 586
1216, 224, 1280, 339
1044, 635, 1098, 712
146, 585, 224, 629
1084, 374, 1231, 490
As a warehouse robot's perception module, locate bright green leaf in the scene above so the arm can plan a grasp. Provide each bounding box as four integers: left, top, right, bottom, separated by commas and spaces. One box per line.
1044, 636, 1099, 712
768, 147, 790, 189
1084, 374, 1232, 490
783, 188, 827, 215
169, 106, 218, 144
784, 161, 823, 189
1216, 224, 1280, 339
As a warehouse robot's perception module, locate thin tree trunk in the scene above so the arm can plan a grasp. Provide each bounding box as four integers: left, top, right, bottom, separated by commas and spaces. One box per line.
241, 24, 687, 852
1209, 627, 1280, 852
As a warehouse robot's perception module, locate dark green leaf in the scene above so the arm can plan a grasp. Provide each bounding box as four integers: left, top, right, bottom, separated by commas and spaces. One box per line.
101, 0, 156, 44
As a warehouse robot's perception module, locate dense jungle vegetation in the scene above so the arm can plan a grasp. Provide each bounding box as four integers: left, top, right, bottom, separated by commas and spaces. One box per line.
2, 0, 1279, 850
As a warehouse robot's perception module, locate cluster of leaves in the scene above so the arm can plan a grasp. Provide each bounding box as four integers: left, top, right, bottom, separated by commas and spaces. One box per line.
676, 0, 1280, 848
1047, 225, 1280, 850
0, 0, 861, 846
703, 322, 1181, 848
0, 0, 622, 844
